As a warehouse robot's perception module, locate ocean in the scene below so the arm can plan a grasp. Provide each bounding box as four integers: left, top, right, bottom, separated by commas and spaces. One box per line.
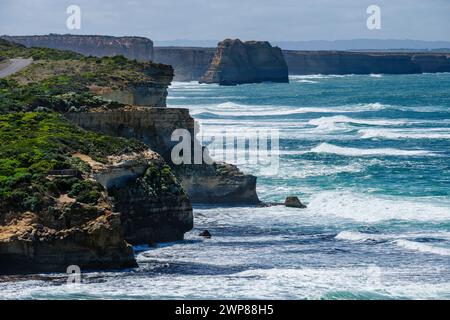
1, 73, 449, 299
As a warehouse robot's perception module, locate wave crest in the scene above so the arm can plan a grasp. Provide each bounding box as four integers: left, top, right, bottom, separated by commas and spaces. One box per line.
309, 143, 434, 157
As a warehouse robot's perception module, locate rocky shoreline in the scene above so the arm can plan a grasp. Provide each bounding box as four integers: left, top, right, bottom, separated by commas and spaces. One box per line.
0, 38, 260, 274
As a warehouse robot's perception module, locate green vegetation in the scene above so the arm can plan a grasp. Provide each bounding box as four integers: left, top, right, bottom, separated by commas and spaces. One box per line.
0, 112, 146, 212
110, 162, 185, 203
0, 76, 119, 113
0, 45, 171, 114
0, 38, 178, 215
0, 39, 82, 60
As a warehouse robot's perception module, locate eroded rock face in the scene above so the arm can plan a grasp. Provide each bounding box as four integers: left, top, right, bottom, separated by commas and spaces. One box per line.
2, 34, 154, 61
173, 163, 260, 205
0, 203, 136, 274
88, 63, 173, 108
65, 109, 260, 205
200, 39, 289, 85
74, 150, 193, 245
154, 47, 216, 81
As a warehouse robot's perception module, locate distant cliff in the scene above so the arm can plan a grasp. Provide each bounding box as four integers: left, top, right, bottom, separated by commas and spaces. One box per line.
199, 39, 289, 85
2, 34, 154, 61
154, 47, 215, 81
152, 46, 450, 79
283, 50, 450, 75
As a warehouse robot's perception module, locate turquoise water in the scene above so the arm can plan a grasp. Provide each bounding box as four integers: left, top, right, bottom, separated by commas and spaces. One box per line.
1, 74, 449, 299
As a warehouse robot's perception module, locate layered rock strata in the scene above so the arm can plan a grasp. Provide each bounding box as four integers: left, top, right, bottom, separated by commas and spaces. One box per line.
0, 195, 136, 274
154, 47, 215, 81
65, 108, 260, 205
283, 50, 450, 74
2, 34, 154, 61
73, 151, 193, 245
200, 39, 289, 85
152, 47, 450, 80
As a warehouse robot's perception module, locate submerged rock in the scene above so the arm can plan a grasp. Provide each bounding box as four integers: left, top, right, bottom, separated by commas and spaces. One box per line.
199, 230, 212, 238
284, 196, 307, 209
200, 39, 289, 85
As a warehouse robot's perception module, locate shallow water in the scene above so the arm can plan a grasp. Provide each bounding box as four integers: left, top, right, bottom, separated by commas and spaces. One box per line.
1, 73, 449, 300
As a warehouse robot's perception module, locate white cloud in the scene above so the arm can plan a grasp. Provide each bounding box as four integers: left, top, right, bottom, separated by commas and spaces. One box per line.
0, 0, 449, 41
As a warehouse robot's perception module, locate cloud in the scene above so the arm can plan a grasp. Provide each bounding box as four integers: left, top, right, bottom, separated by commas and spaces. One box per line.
0, 0, 449, 41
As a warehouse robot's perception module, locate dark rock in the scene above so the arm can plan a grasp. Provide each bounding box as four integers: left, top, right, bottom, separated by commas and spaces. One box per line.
284, 196, 307, 209
283, 50, 450, 75
199, 230, 212, 238
152, 47, 450, 81
200, 39, 289, 85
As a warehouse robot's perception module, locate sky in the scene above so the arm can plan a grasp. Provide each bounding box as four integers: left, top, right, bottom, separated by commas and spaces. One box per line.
1, 0, 449, 41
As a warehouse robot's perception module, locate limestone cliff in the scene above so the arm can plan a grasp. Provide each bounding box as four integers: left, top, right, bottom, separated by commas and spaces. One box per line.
0, 207, 136, 274
154, 47, 215, 81
283, 50, 450, 75
2, 34, 154, 62
152, 46, 450, 81
8, 56, 173, 109
73, 151, 193, 245
199, 39, 289, 85
65, 108, 260, 205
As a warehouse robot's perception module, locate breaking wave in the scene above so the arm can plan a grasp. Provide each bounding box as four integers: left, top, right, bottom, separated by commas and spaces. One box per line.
309, 143, 435, 157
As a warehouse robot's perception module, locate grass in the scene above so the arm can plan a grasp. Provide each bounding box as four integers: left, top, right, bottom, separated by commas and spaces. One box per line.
0, 42, 172, 113
0, 112, 146, 213
0, 39, 179, 215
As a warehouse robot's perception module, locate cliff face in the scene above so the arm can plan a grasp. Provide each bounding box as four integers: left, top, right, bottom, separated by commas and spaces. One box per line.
7, 56, 173, 109
173, 163, 260, 205
65, 108, 260, 205
0, 210, 136, 274
283, 50, 450, 75
2, 34, 154, 62
152, 46, 450, 81
411, 54, 450, 73
0, 147, 194, 274
154, 47, 215, 81
200, 39, 289, 85
74, 150, 193, 245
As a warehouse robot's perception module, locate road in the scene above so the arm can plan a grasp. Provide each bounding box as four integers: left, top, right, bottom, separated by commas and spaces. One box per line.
0, 58, 33, 78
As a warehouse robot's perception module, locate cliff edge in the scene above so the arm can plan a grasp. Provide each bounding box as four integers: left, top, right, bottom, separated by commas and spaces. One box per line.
200, 39, 289, 85
2, 34, 154, 62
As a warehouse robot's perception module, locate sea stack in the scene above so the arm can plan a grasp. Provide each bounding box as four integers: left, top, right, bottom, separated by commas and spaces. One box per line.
200, 39, 289, 85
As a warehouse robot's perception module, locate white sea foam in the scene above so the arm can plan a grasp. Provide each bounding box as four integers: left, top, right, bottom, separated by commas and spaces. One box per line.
308, 115, 408, 129
289, 74, 356, 80
293, 79, 319, 84
2, 265, 450, 300
395, 240, 450, 256
335, 230, 450, 243
307, 191, 450, 223
309, 142, 434, 157
335, 231, 382, 242
185, 102, 391, 117
359, 128, 450, 140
